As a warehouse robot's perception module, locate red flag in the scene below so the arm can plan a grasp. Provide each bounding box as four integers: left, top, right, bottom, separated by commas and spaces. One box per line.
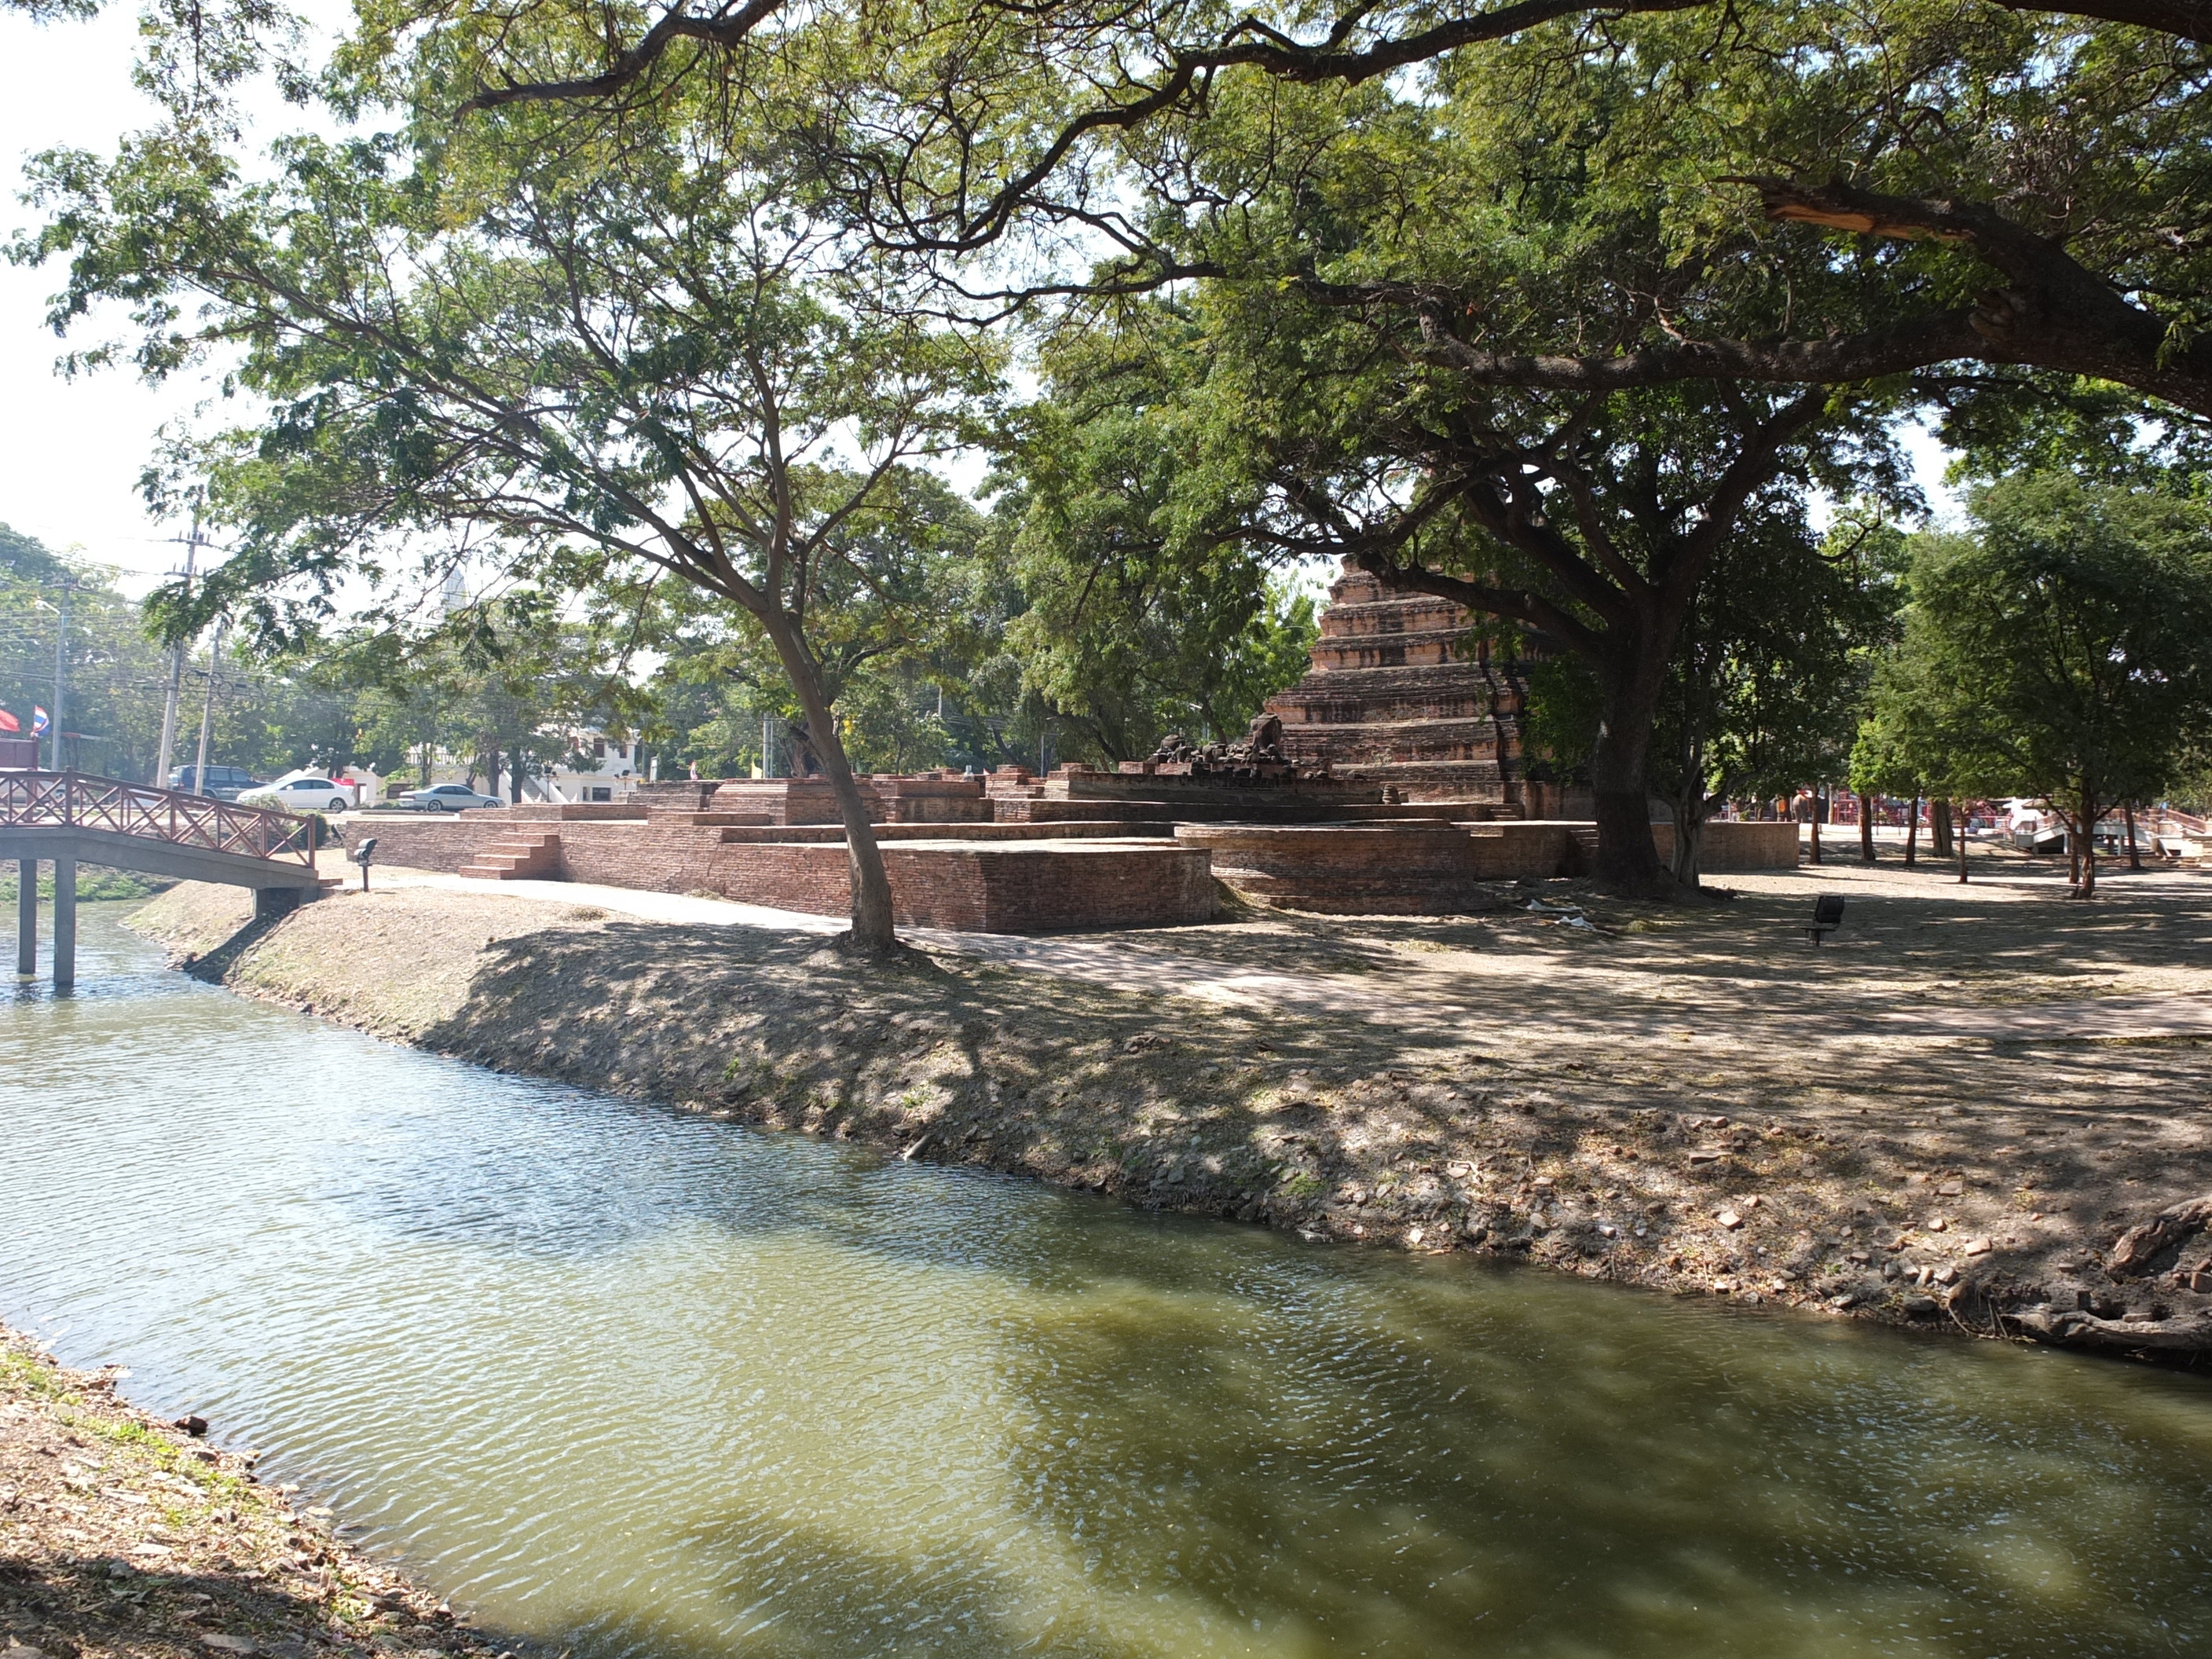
0, 709, 18, 734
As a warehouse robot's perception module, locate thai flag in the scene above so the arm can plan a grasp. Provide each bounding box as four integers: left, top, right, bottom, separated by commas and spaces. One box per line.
31, 707, 49, 735
0, 709, 16, 734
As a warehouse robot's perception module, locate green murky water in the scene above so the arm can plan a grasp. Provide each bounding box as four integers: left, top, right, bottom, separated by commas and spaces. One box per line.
2, 906, 2208, 1657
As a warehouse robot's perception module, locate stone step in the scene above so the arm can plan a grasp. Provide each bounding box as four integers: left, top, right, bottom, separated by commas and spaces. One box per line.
1307, 632, 1478, 669
1314, 599, 1470, 635
457, 833, 561, 880
1276, 659, 1525, 694
1276, 695, 1510, 724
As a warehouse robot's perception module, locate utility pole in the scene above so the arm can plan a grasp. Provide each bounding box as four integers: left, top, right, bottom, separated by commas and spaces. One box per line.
49, 580, 71, 773
192, 614, 228, 797
155, 515, 203, 787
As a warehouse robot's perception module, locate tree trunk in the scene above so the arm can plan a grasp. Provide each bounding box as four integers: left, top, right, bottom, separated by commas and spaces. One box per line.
1904, 798, 1919, 866
510, 742, 525, 804
1588, 659, 1672, 897
1668, 789, 1707, 887
1860, 794, 1877, 864
1931, 797, 1954, 859
760, 612, 897, 950
2126, 803, 2142, 870
1808, 789, 1822, 866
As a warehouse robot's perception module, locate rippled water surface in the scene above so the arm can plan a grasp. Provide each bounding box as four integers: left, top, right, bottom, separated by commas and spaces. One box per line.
5, 906, 2212, 1658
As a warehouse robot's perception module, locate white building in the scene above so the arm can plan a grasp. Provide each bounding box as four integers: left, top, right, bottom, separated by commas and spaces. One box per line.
537, 727, 652, 804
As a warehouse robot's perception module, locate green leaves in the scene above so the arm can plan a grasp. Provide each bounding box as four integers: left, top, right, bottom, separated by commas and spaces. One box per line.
1867, 472, 2212, 817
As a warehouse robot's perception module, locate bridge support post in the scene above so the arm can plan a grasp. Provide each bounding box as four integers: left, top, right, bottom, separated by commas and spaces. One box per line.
255, 886, 307, 924
52, 856, 75, 990
14, 857, 33, 980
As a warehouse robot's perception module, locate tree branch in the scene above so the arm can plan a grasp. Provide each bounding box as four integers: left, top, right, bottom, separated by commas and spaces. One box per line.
457, 0, 786, 114
1990, 0, 2212, 42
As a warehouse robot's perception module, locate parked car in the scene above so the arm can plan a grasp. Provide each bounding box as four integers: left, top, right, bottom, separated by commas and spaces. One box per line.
401, 783, 504, 812
167, 764, 261, 801
258, 775, 357, 813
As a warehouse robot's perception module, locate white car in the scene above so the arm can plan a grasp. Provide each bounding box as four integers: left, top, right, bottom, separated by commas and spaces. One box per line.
262, 775, 357, 813
402, 783, 504, 811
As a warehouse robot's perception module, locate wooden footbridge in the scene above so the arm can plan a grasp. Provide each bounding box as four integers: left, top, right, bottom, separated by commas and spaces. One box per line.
0, 771, 331, 988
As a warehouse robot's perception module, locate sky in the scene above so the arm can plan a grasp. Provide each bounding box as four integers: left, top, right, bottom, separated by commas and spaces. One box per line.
0, 5, 207, 591
0, 7, 1957, 602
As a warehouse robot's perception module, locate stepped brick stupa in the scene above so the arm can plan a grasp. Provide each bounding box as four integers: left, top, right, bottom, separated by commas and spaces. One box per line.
1266, 559, 1577, 814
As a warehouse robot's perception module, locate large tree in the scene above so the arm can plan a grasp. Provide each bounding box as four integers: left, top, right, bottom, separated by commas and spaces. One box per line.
1017, 57, 1912, 892
23, 81, 996, 950
991, 315, 1321, 761
1893, 473, 2212, 896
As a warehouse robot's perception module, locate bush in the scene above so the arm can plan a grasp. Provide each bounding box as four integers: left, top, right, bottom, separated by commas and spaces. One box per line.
239, 789, 335, 848
0, 865, 170, 903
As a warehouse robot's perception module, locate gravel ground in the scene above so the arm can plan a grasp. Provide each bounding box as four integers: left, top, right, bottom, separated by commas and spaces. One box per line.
123, 851, 2212, 1363
0, 1325, 498, 1659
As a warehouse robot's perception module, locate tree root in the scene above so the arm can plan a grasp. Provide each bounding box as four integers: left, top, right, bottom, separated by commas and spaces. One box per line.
2108, 1194, 2212, 1277
2010, 1304, 2212, 1356
810, 932, 955, 975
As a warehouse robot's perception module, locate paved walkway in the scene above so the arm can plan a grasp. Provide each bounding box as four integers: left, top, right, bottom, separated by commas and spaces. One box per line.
372, 869, 2212, 1049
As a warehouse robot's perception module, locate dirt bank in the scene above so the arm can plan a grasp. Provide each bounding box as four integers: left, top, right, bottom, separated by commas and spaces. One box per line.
126, 859, 2212, 1362
0, 1324, 498, 1659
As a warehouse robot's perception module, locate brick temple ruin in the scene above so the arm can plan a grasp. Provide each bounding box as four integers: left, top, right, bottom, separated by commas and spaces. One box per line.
342, 559, 1796, 932
1263, 559, 1587, 818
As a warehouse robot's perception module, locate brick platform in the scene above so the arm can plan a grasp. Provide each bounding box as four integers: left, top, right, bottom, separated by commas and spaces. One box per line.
1177, 815, 1795, 910
714, 839, 1216, 931
1656, 819, 1801, 872
1540, 819, 1801, 876
1174, 823, 1507, 915
1462, 822, 1573, 880
343, 771, 1796, 932
343, 813, 1212, 932
698, 774, 992, 825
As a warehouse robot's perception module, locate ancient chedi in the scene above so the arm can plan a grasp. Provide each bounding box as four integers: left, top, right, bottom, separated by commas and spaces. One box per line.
1266, 559, 1569, 813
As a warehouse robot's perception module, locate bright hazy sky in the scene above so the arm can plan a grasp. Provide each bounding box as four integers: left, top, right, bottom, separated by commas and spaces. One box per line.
0, 5, 207, 589
0, 7, 1955, 601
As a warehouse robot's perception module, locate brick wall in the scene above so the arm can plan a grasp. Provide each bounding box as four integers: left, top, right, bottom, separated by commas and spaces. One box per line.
1656, 819, 1800, 871
1176, 823, 1475, 877
1463, 822, 1571, 879
351, 810, 1796, 906
346, 817, 491, 873
345, 815, 1213, 932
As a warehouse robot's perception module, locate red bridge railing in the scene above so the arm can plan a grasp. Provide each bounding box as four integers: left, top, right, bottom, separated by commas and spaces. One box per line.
0, 771, 317, 870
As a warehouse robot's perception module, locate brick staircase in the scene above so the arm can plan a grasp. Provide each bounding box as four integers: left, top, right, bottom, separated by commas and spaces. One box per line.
456, 831, 561, 880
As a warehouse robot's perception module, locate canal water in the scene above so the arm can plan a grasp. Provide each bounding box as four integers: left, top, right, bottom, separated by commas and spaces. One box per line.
4, 906, 2210, 1658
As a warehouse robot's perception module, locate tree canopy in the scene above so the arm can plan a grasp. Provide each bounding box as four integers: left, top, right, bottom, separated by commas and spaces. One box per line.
1879, 473, 2212, 895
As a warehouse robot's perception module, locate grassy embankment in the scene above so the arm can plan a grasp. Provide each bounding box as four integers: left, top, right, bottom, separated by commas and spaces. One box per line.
125, 855, 2212, 1361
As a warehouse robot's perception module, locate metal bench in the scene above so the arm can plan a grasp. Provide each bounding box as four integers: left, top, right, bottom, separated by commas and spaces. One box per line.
1807, 893, 1846, 946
